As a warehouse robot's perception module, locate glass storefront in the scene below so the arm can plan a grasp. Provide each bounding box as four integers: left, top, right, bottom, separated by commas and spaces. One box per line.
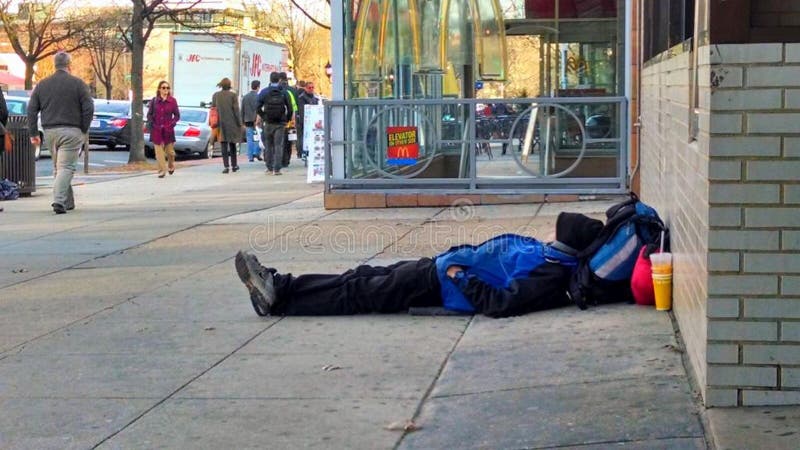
329, 0, 629, 193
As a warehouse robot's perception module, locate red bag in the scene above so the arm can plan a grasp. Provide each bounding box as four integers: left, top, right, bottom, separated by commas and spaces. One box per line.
631, 245, 655, 306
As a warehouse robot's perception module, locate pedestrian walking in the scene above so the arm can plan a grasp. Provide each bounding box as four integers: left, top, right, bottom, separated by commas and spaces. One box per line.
146, 80, 181, 178
211, 77, 243, 174
0, 88, 7, 213
240, 79, 262, 162
256, 72, 292, 175
235, 213, 603, 318
296, 81, 320, 161
278, 72, 298, 167
27, 51, 93, 214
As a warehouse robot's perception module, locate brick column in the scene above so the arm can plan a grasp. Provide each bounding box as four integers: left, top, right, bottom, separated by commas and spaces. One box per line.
705, 43, 800, 406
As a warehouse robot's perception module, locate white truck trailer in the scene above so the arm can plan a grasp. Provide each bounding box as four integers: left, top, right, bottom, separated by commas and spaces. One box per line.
169, 32, 288, 107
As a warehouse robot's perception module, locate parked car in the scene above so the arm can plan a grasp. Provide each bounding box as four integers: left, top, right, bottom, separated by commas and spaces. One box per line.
89, 99, 132, 150
4, 95, 48, 160
144, 106, 216, 159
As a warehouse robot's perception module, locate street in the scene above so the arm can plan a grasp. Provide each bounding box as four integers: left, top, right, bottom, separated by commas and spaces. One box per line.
35, 147, 137, 178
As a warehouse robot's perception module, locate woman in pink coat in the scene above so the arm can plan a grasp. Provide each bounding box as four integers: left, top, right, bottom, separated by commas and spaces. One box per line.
147, 80, 181, 178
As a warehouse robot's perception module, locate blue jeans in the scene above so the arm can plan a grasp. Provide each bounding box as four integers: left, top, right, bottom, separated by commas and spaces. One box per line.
246, 126, 260, 160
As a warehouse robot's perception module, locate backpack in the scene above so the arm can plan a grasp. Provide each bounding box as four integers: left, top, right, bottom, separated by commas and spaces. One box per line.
0, 178, 20, 200
263, 88, 287, 122
568, 193, 667, 309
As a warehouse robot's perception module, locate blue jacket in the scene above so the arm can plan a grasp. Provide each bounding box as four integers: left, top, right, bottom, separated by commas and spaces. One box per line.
435, 234, 579, 317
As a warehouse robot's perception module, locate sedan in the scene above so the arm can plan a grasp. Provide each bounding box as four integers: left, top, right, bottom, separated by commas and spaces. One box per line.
89, 99, 132, 151
5, 95, 48, 159
144, 106, 216, 159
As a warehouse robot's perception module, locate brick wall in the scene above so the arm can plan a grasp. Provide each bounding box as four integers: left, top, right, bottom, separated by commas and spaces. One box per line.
642, 43, 800, 407
640, 50, 711, 403
752, 1, 800, 28
704, 43, 800, 406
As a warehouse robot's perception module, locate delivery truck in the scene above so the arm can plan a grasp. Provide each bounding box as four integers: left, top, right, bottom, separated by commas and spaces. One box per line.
169, 32, 288, 107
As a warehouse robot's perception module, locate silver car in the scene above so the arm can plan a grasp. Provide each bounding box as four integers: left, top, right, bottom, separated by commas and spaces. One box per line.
144, 106, 216, 159
5, 95, 48, 160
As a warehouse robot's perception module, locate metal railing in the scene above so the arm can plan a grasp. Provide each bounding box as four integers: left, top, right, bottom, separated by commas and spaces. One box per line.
324, 96, 628, 194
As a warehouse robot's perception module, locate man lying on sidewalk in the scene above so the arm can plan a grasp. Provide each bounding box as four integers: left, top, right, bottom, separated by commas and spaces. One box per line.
235, 212, 602, 318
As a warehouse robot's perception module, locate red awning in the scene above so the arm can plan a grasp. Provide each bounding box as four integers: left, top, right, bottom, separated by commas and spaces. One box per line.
0, 72, 26, 88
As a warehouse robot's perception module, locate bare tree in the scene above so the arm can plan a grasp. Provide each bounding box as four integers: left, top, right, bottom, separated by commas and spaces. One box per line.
79, 9, 130, 99
254, 0, 320, 81
288, 0, 329, 30
0, 0, 95, 89
119, 0, 204, 163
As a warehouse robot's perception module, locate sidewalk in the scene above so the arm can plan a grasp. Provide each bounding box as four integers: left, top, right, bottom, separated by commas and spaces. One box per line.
0, 158, 797, 449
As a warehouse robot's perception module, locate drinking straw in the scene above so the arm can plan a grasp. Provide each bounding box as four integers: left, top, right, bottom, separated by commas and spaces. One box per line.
659, 230, 665, 254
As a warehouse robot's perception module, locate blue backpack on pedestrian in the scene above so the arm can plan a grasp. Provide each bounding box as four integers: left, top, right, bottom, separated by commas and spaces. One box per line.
568, 193, 667, 309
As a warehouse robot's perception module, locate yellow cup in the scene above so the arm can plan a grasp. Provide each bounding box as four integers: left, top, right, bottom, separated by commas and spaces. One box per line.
650, 252, 673, 311
652, 273, 673, 311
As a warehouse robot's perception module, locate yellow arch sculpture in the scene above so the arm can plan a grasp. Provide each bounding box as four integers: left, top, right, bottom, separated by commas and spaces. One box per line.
352, 0, 507, 95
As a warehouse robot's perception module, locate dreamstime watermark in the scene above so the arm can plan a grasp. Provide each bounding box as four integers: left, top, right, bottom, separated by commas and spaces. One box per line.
246, 200, 543, 256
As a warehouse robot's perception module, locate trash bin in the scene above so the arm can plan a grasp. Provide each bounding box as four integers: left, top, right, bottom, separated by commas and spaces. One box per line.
1, 115, 35, 196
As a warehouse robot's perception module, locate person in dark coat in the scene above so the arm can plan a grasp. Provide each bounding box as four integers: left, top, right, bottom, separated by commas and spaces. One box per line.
234, 212, 603, 318
256, 72, 293, 175
295, 81, 320, 161
146, 80, 181, 178
211, 77, 243, 173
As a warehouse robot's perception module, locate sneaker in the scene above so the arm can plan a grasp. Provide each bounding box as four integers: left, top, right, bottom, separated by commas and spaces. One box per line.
222, 168, 230, 174
232, 166, 239, 172
234, 251, 276, 316
273, 171, 282, 176
265, 169, 272, 174
52, 203, 66, 214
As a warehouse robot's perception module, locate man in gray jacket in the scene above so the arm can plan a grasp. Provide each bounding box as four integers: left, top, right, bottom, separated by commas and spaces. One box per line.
240, 80, 262, 162
28, 51, 94, 214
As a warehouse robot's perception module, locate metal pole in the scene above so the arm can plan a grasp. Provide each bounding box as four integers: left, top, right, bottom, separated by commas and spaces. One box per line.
83, 138, 89, 174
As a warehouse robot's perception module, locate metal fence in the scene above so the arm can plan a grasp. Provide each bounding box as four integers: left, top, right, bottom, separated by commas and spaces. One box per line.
323, 96, 628, 194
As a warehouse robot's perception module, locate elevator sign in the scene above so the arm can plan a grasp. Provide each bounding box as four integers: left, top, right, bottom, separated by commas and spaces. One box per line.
386, 126, 419, 165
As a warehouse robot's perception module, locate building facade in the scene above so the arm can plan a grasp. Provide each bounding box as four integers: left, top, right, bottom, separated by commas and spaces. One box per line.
638, 0, 800, 407
328, 0, 800, 407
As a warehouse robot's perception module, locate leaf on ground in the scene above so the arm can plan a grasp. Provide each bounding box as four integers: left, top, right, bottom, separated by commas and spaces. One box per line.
322, 364, 341, 372
384, 420, 421, 432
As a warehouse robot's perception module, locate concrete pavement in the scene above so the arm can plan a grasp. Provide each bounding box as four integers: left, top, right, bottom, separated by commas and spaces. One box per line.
0, 157, 798, 449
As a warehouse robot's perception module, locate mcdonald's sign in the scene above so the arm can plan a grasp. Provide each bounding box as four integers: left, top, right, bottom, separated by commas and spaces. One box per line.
386, 126, 419, 166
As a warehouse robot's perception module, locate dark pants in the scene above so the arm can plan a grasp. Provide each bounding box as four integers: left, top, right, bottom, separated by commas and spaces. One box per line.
221, 142, 238, 169
270, 258, 442, 315
296, 124, 305, 159
263, 122, 285, 172
282, 129, 292, 167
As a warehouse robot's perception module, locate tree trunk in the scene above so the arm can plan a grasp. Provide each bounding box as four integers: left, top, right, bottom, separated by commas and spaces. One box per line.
105, 82, 113, 100
128, 0, 146, 163
25, 60, 35, 90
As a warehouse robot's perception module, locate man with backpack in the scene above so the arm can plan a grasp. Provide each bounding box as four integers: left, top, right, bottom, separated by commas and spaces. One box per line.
278, 72, 299, 167
257, 72, 293, 175
234, 213, 604, 318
